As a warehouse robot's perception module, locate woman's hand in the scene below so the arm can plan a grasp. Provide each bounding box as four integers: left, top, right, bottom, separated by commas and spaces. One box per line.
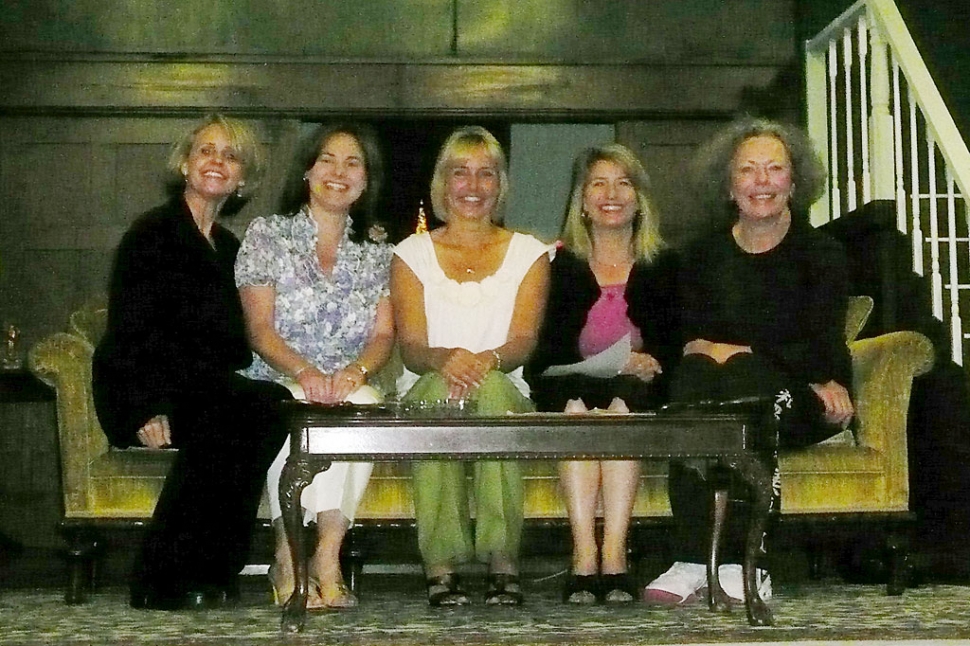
684, 339, 752, 364
810, 380, 854, 427
328, 364, 367, 404
620, 351, 662, 382
441, 348, 493, 400
136, 414, 172, 449
295, 366, 331, 403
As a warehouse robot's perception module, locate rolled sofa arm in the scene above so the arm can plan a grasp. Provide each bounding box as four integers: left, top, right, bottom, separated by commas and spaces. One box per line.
28, 332, 108, 516
849, 330, 933, 506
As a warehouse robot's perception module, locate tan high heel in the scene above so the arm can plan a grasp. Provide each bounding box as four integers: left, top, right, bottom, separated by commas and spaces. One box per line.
268, 563, 294, 607
307, 578, 358, 610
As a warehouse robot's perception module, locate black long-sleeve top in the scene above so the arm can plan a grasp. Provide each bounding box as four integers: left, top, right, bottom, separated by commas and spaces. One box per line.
93, 197, 253, 446
678, 223, 852, 388
525, 247, 680, 400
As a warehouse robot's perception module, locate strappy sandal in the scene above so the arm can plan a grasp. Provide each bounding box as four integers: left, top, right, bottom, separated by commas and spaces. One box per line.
562, 574, 599, 605
308, 579, 358, 610
426, 573, 470, 607
484, 573, 524, 606
599, 573, 636, 604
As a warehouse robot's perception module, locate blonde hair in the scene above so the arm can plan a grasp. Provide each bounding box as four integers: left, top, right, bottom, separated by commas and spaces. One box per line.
429, 126, 509, 223
560, 143, 664, 262
166, 114, 265, 199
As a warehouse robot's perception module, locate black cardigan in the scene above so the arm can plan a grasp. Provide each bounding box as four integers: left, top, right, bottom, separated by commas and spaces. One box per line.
92, 197, 253, 446
525, 248, 680, 400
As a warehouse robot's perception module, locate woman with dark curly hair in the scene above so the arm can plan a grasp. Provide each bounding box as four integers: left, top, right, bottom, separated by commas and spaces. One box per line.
643, 118, 853, 606
236, 123, 394, 610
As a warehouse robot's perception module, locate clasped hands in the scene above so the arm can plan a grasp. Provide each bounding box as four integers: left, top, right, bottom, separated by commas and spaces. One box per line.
619, 351, 662, 382
440, 347, 500, 400
295, 364, 366, 404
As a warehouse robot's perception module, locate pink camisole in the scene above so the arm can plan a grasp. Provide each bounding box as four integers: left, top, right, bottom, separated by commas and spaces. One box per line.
577, 283, 643, 358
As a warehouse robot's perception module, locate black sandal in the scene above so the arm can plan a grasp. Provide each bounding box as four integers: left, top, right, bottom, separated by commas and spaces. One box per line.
599, 573, 636, 604
563, 574, 599, 605
484, 573, 524, 606
426, 573, 470, 607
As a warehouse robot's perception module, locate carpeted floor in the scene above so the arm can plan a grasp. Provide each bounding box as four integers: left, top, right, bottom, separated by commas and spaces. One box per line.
3, 575, 970, 645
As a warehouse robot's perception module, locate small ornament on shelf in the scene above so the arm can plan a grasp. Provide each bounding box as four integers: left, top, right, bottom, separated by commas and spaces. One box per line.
1, 323, 22, 371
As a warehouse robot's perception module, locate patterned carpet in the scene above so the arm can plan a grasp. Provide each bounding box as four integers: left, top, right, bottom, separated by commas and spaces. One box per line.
3, 575, 970, 645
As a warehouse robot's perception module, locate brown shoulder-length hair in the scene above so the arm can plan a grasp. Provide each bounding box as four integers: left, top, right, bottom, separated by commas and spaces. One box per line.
559, 143, 665, 262
429, 126, 509, 224
692, 116, 827, 225
276, 122, 385, 242
166, 114, 265, 215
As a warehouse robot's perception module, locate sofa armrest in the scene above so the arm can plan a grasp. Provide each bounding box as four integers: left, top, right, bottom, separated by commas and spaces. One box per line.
28, 332, 108, 515
849, 330, 933, 503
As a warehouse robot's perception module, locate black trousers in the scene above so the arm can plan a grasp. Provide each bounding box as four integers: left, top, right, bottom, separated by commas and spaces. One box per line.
134, 374, 291, 594
666, 353, 842, 564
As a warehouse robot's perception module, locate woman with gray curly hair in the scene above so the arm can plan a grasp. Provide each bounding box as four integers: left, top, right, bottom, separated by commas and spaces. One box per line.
643, 117, 854, 607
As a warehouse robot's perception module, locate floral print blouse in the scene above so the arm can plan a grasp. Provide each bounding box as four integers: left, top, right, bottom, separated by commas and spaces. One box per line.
235, 207, 392, 383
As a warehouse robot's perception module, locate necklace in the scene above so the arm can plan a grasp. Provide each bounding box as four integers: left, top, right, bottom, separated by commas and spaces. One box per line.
590, 256, 632, 269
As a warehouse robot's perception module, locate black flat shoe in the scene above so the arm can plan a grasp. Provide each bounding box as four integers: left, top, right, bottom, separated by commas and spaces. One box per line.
599, 573, 636, 604
426, 573, 470, 607
563, 574, 599, 605
484, 573, 523, 606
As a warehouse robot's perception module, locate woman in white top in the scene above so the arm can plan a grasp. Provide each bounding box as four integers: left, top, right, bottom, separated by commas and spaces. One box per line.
391, 126, 550, 607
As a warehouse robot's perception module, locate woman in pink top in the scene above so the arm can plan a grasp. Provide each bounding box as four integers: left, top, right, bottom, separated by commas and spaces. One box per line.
526, 144, 679, 604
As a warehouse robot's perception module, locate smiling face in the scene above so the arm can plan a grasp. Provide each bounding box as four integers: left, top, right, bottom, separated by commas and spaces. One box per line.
181, 124, 245, 202
730, 135, 793, 223
306, 131, 368, 216
442, 145, 501, 222
583, 159, 638, 232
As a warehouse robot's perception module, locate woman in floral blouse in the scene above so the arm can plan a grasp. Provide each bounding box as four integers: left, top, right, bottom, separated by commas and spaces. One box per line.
235, 123, 394, 609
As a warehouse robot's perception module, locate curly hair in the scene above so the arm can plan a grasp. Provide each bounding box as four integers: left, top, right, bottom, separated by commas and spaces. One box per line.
691, 117, 827, 225
559, 143, 664, 263
276, 122, 384, 242
166, 114, 264, 215
429, 126, 509, 224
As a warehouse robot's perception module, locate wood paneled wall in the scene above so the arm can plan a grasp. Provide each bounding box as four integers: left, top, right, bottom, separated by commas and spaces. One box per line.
0, 0, 796, 348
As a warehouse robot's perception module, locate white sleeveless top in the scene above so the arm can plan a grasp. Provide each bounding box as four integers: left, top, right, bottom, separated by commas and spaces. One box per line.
393, 231, 552, 397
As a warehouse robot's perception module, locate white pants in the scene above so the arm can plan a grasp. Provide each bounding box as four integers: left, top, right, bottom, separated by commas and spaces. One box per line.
266, 384, 380, 526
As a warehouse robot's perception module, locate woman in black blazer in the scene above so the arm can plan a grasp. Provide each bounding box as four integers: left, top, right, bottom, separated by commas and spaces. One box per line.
93, 114, 291, 611
526, 144, 678, 605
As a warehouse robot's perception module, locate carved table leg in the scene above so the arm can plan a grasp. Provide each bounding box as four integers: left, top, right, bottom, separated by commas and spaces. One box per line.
279, 451, 328, 633
725, 453, 774, 626
708, 488, 731, 612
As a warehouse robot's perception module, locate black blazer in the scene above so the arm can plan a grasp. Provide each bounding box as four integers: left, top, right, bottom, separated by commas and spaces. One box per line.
93, 197, 253, 446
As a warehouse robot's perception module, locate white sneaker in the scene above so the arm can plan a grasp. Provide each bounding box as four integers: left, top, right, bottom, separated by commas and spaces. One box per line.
717, 564, 772, 602
642, 562, 707, 606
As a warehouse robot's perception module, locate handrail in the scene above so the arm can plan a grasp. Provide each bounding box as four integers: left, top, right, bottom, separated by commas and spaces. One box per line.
866, 0, 970, 205
805, 0, 970, 365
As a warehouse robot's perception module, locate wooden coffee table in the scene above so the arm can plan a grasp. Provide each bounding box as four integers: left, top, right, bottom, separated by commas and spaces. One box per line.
278, 403, 777, 632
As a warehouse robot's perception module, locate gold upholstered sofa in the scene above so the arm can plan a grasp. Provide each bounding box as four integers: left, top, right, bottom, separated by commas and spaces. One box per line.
29, 295, 934, 602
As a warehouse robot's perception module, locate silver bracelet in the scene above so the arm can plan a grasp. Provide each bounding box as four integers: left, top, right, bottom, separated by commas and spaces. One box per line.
490, 349, 503, 372
293, 364, 312, 378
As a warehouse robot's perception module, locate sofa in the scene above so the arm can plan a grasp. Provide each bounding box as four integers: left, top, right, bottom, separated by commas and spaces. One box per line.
29, 295, 934, 602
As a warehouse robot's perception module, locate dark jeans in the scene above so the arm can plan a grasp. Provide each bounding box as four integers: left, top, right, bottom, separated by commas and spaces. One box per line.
666, 353, 842, 564
134, 375, 291, 595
